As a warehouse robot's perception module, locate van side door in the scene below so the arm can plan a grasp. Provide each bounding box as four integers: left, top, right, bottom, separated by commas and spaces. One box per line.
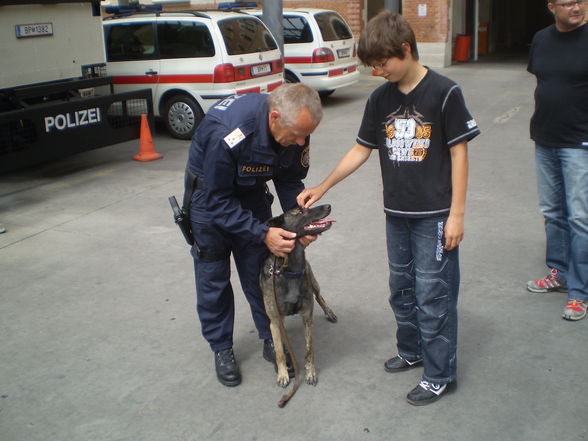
156, 20, 218, 105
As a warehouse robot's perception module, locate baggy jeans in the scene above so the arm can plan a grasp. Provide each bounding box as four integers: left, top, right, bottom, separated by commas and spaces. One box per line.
386, 214, 459, 384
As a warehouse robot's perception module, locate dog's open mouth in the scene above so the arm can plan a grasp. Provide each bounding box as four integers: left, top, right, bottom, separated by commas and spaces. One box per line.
303, 218, 335, 235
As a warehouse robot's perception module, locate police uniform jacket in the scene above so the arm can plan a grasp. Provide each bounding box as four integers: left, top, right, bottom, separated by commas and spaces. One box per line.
186, 93, 310, 244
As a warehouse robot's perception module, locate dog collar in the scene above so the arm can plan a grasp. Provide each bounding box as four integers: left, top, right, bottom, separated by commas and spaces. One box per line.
268, 260, 305, 278
281, 268, 304, 279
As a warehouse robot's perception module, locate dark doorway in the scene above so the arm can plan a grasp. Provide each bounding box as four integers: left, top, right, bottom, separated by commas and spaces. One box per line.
490, 0, 553, 54
367, 0, 402, 21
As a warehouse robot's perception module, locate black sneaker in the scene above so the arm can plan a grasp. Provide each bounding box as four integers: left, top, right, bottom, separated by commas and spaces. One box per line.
263, 339, 295, 378
214, 348, 241, 387
384, 355, 423, 373
406, 380, 455, 406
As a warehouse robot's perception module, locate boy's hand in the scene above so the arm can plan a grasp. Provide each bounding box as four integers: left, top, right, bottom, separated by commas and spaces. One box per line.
444, 214, 464, 250
296, 186, 326, 208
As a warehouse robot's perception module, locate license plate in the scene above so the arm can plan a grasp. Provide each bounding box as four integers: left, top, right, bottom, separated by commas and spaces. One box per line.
337, 48, 351, 58
78, 88, 95, 98
251, 63, 271, 76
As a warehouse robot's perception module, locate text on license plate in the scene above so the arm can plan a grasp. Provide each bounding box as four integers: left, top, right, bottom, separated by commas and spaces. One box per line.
337, 48, 351, 58
251, 63, 271, 76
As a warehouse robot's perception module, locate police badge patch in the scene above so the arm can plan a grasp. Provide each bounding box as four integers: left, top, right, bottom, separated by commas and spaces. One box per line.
301, 146, 310, 168
224, 128, 245, 148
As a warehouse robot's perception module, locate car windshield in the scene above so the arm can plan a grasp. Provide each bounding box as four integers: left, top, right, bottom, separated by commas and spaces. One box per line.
314, 12, 352, 41
218, 17, 278, 55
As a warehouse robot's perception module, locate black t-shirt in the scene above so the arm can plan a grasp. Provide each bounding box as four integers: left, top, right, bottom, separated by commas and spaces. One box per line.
528, 23, 588, 148
357, 69, 480, 217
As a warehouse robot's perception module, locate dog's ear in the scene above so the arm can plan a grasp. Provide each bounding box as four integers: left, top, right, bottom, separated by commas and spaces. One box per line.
265, 214, 285, 228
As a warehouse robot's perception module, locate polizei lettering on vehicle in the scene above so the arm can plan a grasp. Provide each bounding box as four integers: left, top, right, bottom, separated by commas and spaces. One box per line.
44, 108, 102, 132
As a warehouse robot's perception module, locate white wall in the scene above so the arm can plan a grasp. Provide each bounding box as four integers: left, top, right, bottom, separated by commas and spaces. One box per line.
0, 4, 105, 88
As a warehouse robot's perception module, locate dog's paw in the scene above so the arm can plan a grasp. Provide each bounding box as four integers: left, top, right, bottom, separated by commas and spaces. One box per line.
276, 366, 290, 387
325, 310, 338, 323
305, 370, 318, 386
276, 373, 290, 388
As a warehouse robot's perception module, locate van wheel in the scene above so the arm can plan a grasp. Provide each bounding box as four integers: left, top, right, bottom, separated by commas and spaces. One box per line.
319, 90, 334, 98
163, 95, 203, 140
285, 72, 299, 83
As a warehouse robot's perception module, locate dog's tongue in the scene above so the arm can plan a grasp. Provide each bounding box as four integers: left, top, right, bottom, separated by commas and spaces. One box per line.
305, 219, 335, 230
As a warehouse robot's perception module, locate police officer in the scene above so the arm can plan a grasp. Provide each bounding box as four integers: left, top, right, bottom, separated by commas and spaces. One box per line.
185, 84, 323, 386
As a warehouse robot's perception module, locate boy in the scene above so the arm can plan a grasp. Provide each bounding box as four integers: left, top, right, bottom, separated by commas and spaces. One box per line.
297, 11, 480, 405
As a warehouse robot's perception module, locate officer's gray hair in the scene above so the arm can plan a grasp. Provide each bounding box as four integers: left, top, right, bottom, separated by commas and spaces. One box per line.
268, 83, 323, 126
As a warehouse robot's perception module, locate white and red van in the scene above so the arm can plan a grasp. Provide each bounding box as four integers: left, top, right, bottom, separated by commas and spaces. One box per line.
245, 8, 359, 97
103, 10, 283, 139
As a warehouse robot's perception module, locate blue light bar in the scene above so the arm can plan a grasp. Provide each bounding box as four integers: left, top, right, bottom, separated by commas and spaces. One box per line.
103, 3, 162, 14
218, 2, 257, 9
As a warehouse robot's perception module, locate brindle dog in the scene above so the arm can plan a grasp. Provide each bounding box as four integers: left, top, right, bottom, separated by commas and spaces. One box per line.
260, 204, 337, 395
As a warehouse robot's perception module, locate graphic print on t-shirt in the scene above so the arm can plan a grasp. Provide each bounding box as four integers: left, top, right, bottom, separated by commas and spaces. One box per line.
384, 106, 432, 163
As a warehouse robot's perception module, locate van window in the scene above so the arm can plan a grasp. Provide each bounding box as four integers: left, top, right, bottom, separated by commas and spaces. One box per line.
158, 21, 215, 59
105, 23, 156, 61
314, 12, 353, 42
283, 16, 313, 44
218, 17, 277, 55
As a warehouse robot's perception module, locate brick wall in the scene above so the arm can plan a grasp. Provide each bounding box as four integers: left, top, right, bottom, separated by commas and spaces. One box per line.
401, 0, 450, 43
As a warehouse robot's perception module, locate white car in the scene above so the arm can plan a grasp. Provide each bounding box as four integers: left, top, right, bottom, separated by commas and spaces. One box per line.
244, 8, 360, 97
103, 10, 284, 139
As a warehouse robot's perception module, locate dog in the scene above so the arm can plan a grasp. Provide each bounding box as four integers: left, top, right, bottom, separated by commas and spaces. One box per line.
260, 204, 337, 391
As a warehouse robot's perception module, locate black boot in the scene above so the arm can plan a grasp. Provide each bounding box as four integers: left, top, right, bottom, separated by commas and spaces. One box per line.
262, 339, 295, 378
214, 348, 241, 387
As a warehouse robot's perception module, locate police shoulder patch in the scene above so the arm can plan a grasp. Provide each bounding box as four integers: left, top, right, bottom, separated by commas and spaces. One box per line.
224, 128, 246, 149
301, 146, 310, 168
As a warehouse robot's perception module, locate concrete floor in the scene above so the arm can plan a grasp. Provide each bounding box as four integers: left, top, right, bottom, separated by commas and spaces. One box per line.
1, 60, 587, 441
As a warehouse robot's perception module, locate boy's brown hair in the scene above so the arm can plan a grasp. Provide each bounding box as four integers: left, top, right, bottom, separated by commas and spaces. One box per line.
357, 10, 419, 66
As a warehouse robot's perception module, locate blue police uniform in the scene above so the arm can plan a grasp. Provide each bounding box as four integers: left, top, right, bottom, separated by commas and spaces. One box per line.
185, 93, 311, 352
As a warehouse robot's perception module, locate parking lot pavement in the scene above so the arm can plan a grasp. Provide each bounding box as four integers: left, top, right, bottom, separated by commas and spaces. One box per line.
1, 60, 587, 441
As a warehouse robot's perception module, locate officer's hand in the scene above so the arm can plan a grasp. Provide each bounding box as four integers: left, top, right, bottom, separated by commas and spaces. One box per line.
264, 227, 297, 258
299, 234, 317, 248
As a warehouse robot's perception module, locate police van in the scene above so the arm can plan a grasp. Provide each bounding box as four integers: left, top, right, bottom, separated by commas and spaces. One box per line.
244, 8, 359, 97
103, 10, 284, 139
0, 1, 154, 174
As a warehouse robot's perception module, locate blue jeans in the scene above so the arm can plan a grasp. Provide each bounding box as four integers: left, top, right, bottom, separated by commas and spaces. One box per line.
386, 215, 459, 384
535, 144, 588, 302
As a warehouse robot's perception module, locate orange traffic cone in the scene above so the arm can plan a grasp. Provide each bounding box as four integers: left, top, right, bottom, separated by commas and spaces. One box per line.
133, 114, 163, 162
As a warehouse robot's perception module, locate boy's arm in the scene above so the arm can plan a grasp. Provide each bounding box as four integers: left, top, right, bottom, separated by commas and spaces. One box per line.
297, 143, 372, 208
444, 141, 469, 250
